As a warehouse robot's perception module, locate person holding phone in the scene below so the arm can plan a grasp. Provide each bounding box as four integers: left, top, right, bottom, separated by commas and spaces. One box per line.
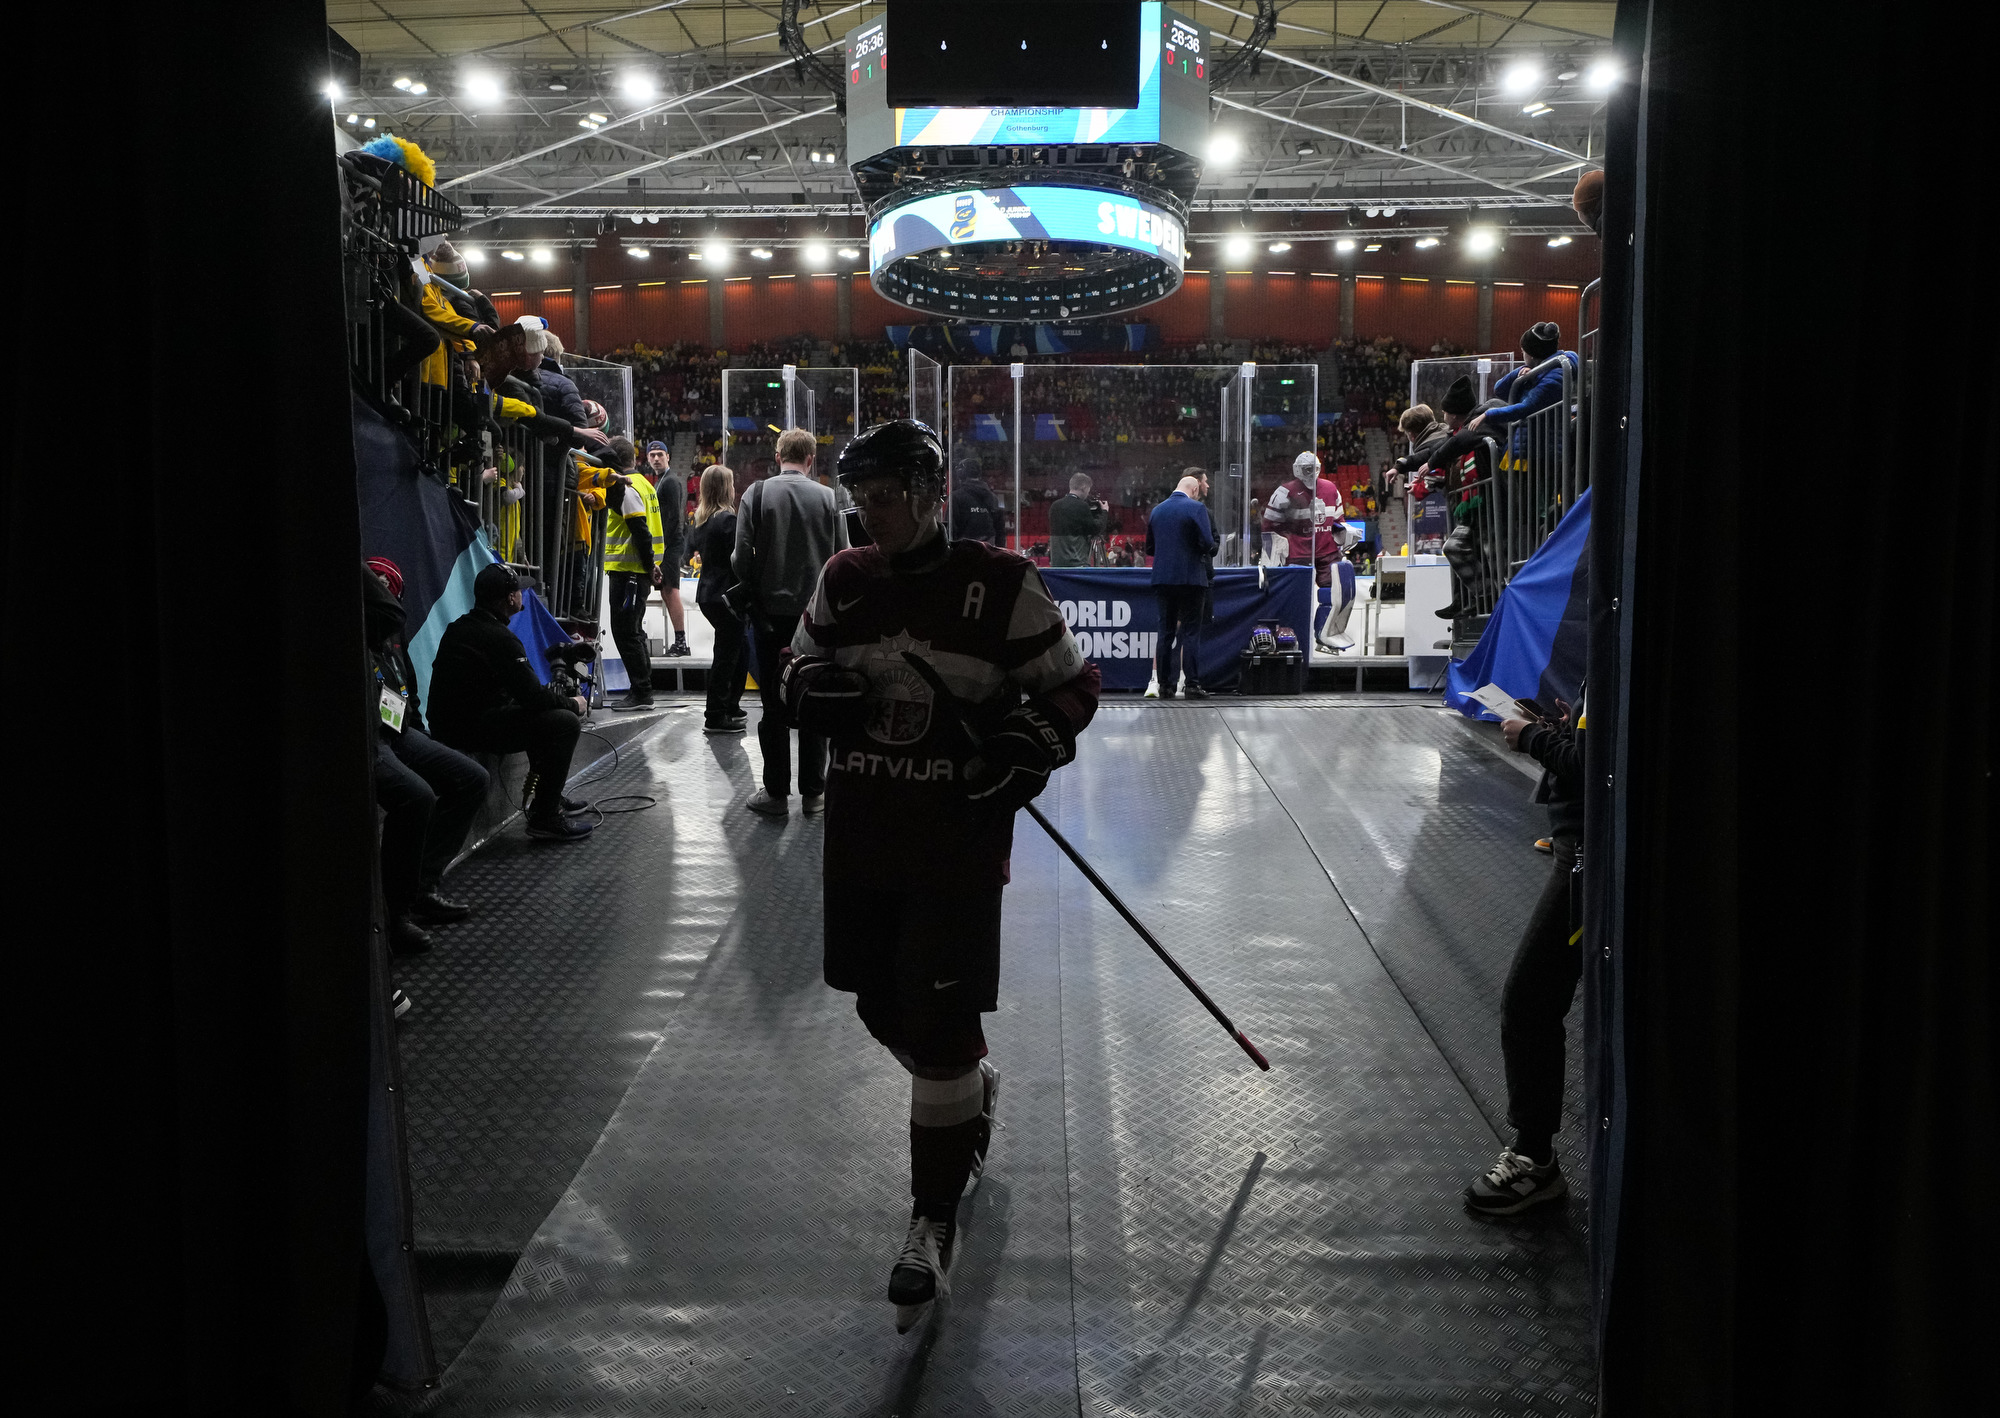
1464, 690, 1587, 1216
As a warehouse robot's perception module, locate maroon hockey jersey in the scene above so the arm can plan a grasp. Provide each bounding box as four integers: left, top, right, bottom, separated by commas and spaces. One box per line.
793, 538, 1102, 889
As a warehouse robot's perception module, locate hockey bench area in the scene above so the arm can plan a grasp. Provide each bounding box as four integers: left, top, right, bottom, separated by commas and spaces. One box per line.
368, 696, 1594, 1416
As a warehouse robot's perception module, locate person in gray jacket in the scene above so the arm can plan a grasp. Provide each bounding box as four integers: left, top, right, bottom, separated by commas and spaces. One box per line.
731, 427, 848, 816
1046, 473, 1110, 567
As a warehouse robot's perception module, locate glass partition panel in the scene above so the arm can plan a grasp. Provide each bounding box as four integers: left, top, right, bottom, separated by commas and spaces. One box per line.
559, 354, 635, 440
944, 364, 1017, 546
718, 367, 790, 487
1244, 364, 1320, 570
909, 349, 942, 433
1408, 353, 1520, 421
795, 365, 861, 471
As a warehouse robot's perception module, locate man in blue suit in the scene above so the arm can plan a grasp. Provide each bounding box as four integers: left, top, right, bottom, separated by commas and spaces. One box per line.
1144, 470, 1217, 699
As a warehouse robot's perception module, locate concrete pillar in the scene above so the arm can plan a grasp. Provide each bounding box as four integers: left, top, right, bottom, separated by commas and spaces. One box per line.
571, 250, 591, 354
837, 271, 853, 342
1339, 275, 1355, 342
709, 276, 725, 350
1477, 279, 1494, 351
1208, 269, 1225, 341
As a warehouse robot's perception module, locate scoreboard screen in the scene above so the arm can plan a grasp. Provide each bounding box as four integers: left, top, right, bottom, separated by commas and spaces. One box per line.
847, 3, 1207, 161
885, 1, 1141, 109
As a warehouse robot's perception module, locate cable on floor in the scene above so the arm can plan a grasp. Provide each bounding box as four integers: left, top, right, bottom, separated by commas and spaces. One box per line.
566, 728, 659, 817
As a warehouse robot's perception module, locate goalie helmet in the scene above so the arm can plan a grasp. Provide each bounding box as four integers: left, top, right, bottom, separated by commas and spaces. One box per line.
1293, 450, 1321, 479
836, 419, 947, 502
1248, 625, 1279, 656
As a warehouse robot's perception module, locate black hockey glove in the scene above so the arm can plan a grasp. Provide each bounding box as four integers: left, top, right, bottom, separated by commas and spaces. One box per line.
965, 703, 1073, 813
780, 651, 869, 734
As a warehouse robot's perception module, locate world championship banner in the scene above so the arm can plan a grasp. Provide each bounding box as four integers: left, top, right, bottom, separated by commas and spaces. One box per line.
1040, 566, 1315, 691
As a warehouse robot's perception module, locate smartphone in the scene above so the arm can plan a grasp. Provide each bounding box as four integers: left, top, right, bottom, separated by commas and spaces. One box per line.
1514, 696, 1552, 721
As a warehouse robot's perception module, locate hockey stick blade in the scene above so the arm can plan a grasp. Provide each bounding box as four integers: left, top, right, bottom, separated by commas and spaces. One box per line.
899, 651, 1271, 1072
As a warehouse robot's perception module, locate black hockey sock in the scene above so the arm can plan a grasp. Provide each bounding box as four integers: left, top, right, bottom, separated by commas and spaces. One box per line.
909, 1068, 986, 1217
1511, 1132, 1555, 1166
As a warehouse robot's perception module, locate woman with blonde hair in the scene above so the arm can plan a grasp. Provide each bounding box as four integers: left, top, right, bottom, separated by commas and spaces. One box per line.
691, 464, 749, 733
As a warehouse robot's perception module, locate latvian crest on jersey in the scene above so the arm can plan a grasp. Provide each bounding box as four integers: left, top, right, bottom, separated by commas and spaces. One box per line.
859, 632, 935, 746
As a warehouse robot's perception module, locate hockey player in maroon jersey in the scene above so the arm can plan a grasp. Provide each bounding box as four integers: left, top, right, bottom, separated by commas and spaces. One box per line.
1263, 450, 1359, 652
779, 420, 1101, 1332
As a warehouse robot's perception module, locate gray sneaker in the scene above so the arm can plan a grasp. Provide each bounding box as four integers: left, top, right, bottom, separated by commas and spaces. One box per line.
1463, 1147, 1567, 1217
801, 793, 825, 816
746, 790, 789, 817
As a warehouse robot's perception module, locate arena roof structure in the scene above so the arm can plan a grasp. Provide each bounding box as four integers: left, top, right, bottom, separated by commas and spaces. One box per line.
325, 2, 1612, 237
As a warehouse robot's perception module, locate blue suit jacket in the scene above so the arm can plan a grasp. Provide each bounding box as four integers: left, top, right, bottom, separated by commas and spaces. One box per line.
1146, 492, 1217, 586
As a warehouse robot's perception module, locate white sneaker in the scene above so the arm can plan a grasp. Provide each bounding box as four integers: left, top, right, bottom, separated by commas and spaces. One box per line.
1143, 677, 1160, 699
801, 793, 825, 816
746, 790, 788, 817
969, 1059, 1000, 1186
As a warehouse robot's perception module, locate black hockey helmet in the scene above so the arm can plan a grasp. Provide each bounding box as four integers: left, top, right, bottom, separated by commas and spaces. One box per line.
836, 419, 947, 502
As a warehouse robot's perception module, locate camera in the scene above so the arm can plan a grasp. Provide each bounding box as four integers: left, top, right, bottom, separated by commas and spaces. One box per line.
545, 638, 598, 697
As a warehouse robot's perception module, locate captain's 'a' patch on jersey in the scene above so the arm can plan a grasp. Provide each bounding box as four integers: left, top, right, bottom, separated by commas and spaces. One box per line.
794, 542, 1088, 719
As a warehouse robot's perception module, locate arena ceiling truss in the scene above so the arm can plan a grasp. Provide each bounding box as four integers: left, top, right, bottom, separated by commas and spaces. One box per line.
325, 1, 1615, 233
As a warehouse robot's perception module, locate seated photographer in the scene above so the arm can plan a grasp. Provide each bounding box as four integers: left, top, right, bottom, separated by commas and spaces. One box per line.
426, 563, 595, 844
364, 559, 489, 955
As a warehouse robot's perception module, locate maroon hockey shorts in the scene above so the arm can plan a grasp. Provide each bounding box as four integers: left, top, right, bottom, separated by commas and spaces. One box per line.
823, 883, 1004, 1068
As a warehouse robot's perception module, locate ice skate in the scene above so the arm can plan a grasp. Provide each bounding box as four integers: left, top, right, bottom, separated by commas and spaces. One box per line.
887, 1211, 955, 1333
967, 1059, 1000, 1187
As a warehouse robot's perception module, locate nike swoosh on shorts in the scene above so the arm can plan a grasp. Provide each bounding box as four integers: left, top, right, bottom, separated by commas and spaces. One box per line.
932, 979, 958, 990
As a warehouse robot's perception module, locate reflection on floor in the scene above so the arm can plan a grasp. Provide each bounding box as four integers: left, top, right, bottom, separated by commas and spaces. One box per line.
372, 698, 1594, 1416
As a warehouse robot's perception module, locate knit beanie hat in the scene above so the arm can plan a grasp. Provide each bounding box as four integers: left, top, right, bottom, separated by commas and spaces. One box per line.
365, 556, 404, 599
429, 241, 468, 279
1522, 321, 1560, 361
1440, 376, 1476, 416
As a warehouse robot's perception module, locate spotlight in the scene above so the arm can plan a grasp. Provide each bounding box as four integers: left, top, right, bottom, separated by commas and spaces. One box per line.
1466, 228, 1499, 254
836, 247, 860, 260
322, 80, 342, 101
1557, 64, 1580, 81
1415, 236, 1440, 249
620, 73, 656, 101
1267, 241, 1291, 253
1587, 60, 1621, 91
703, 242, 730, 267
1501, 62, 1541, 95
1547, 235, 1573, 248
1383, 206, 1399, 217
628, 246, 650, 258
362, 118, 376, 129
579, 119, 598, 130
750, 248, 773, 260
588, 112, 608, 123
463, 72, 502, 106
804, 242, 830, 265
465, 248, 487, 264
1335, 238, 1356, 253
745, 146, 764, 162
501, 250, 525, 261
547, 75, 569, 91
1363, 242, 1382, 252
809, 149, 823, 163
1225, 235, 1252, 259
345, 113, 359, 124
1365, 206, 1379, 218
1294, 140, 1316, 156
1522, 101, 1553, 116
409, 82, 427, 95
530, 248, 554, 265
392, 77, 412, 91
1208, 133, 1241, 163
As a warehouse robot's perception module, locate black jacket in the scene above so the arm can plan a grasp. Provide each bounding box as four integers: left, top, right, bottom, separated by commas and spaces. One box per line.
427, 606, 575, 743
692, 510, 738, 610
1519, 706, 1583, 841
363, 565, 428, 736
530, 357, 590, 427
1046, 493, 1109, 566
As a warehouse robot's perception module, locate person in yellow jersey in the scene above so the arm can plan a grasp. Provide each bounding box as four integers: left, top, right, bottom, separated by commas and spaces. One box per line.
590, 436, 666, 710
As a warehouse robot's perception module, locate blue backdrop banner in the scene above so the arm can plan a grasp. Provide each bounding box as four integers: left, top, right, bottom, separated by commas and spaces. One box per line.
1040, 566, 1315, 691
1445, 486, 1592, 720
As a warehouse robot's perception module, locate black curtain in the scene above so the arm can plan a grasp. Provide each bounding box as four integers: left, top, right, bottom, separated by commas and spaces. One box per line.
18, 3, 377, 1414
1588, 1, 1996, 1412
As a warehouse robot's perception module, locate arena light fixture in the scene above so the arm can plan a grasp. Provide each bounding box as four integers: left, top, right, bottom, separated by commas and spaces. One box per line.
744, 146, 764, 162
392, 77, 412, 91
465, 247, 487, 265
1267, 241, 1291, 253
1335, 238, 1356, 253
703, 242, 730, 267
751, 247, 773, 260
1415, 236, 1440, 249
1364, 206, 1379, 218
501, 250, 525, 261
1501, 62, 1541, 95
1294, 140, 1316, 156
345, 113, 359, 124
627, 246, 650, 258
1557, 65, 1580, 81
836, 246, 860, 260
362, 118, 377, 129
579, 118, 601, 130
804, 242, 831, 265
1225, 234, 1253, 259
1587, 60, 1621, 91
530, 248, 554, 265
409, 82, 427, 95
1466, 228, 1499, 254
1363, 242, 1383, 252
1547, 235, 1574, 248
547, 75, 569, 91
588, 112, 609, 124
1208, 133, 1241, 164
620, 72, 656, 101
322, 80, 342, 101
463, 72, 503, 106
1522, 101, 1553, 117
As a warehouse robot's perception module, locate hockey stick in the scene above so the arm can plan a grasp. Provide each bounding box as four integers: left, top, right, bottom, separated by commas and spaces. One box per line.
899, 651, 1271, 1071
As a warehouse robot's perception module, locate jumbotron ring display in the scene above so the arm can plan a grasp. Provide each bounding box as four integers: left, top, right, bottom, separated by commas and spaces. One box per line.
868, 184, 1186, 320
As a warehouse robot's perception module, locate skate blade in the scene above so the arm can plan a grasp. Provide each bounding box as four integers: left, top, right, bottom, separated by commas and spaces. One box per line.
894, 1299, 934, 1334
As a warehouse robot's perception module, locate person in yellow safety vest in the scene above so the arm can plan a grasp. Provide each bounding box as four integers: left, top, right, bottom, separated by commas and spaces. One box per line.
592, 437, 666, 709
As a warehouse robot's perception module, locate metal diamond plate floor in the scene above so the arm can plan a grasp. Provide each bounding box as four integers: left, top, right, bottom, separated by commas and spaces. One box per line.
371, 699, 1594, 1415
